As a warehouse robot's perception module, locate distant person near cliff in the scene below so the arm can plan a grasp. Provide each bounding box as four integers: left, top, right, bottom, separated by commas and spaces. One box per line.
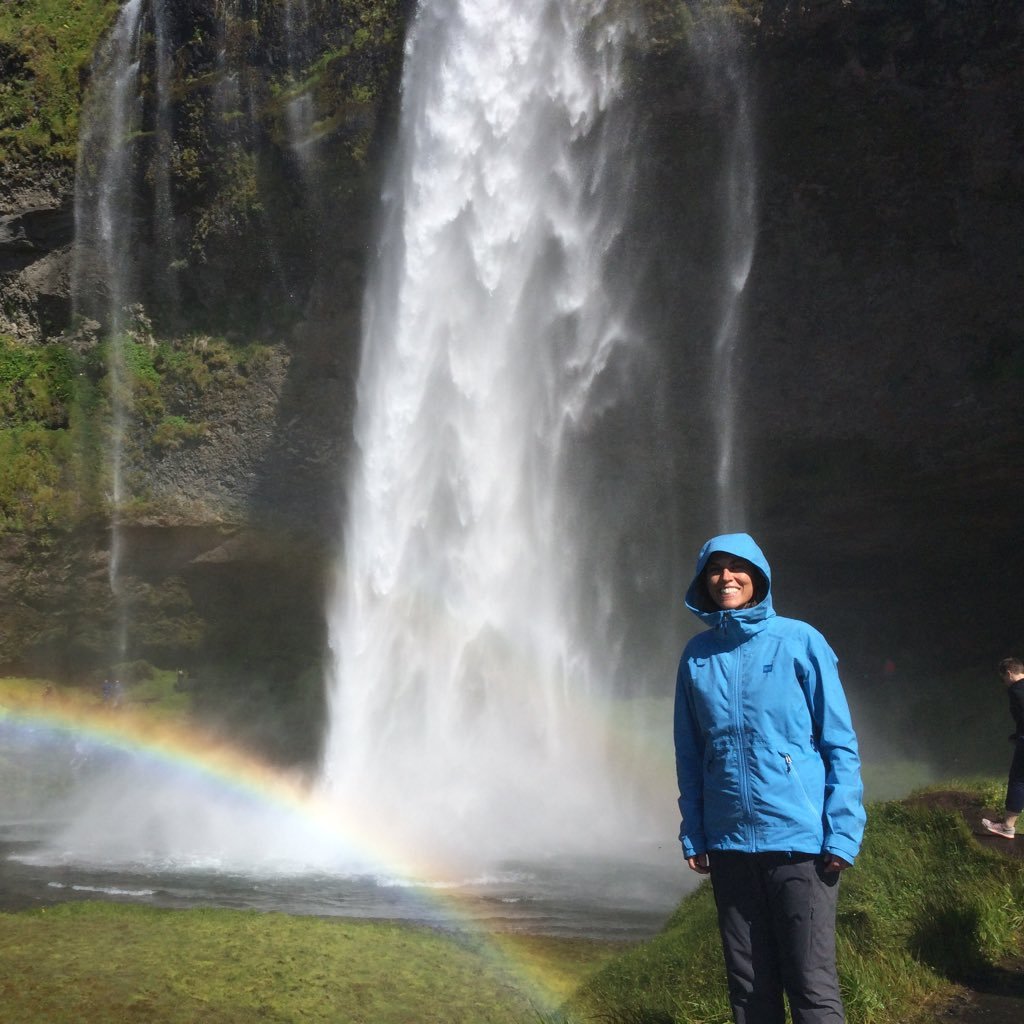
674, 532, 866, 1024
981, 657, 1024, 840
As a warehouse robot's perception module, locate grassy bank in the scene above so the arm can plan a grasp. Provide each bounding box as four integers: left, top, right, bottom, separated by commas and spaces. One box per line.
0, 902, 621, 1024
565, 781, 1024, 1024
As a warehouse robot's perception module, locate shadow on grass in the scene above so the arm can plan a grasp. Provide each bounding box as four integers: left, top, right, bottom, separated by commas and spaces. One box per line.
909, 903, 1024, 1000
909, 905, 991, 982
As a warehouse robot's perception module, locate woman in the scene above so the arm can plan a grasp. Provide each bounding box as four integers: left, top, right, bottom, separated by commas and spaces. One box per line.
674, 533, 866, 1024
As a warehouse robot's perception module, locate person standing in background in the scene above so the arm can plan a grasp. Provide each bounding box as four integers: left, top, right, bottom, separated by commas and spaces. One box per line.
674, 532, 866, 1024
981, 656, 1024, 840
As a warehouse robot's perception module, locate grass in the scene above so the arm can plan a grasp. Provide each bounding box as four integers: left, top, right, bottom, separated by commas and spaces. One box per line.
0, 902, 622, 1024
0, 672, 192, 720
563, 780, 1024, 1024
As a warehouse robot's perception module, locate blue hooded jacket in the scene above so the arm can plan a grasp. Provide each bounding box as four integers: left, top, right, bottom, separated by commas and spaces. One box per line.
674, 533, 865, 864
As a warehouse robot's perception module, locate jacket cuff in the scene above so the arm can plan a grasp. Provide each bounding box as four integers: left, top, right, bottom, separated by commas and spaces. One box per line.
823, 838, 859, 864
681, 835, 706, 860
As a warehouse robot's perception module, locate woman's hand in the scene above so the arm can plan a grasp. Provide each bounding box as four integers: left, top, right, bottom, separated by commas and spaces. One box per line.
687, 853, 711, 874
822, 854, 851, 873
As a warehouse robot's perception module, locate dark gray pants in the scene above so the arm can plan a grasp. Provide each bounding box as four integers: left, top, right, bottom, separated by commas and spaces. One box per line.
709, 851, 844, 1024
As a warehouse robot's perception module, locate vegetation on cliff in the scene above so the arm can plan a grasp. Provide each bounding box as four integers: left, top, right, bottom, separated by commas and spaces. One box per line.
0, 0, 118, 165
0, 321, 285, 533
0, 334, 90, 530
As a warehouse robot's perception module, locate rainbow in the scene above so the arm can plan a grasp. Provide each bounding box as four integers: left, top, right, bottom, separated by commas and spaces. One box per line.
0, 684, 617, 1010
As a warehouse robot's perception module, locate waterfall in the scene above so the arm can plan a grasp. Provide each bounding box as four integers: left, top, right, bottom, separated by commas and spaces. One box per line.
71, 0, 148, 663
701, 20, 757, 531
282, 0, 318, 164
321, 0, 641, 866
151, 0, 179, 320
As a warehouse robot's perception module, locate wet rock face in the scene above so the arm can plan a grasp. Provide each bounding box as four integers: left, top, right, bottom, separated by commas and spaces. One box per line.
744, 1, 1024, 672
630, 1, 1024, 690
0, 201, 74, 340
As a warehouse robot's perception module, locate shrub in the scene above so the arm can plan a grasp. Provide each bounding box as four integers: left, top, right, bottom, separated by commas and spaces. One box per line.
0, 336, 75, 429
151, 415, 209, 451
0, 0, 120, 162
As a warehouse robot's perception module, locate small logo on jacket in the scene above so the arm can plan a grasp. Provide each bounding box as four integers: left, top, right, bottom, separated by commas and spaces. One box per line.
762, 663, 774, 674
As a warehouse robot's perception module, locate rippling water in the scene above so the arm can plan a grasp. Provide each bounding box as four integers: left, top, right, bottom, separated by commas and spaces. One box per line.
1, 816, 691, 939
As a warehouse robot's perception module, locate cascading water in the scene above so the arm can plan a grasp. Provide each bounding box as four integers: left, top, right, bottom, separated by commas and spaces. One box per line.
150, 0, 179, 319
282, 0, 318, 165
321, 0, 645, 867
701, 20, 757, 530
71, 0, 148, 663
4, 0, 697, 933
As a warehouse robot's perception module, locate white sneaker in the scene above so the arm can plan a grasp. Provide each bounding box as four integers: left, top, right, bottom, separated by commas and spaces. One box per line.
981, 817, 1016, 839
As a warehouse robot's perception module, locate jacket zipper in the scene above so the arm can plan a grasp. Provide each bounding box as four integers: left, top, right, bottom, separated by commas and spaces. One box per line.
726, 614, 756, 851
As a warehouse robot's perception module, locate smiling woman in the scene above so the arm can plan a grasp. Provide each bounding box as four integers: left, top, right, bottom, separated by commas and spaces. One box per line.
674, 532, 866, 1024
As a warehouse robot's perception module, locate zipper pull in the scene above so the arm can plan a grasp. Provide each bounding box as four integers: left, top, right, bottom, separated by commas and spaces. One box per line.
783, 753, 792, 774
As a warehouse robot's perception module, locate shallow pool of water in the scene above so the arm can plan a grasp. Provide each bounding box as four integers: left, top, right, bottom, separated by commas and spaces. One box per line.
0, 816, 692, 939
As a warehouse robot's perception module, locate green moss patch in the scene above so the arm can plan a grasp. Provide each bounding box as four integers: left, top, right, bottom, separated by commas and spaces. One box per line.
0, 335, 75, 428
0, 0, 119, 163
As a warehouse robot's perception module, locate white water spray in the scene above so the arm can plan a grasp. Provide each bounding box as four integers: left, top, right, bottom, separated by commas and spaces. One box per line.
321, 0, 643, 866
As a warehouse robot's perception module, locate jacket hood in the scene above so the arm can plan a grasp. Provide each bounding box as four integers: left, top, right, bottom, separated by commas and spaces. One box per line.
684, 532, 774, 627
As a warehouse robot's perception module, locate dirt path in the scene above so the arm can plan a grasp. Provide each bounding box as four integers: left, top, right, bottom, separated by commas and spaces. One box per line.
934, 960, 1024, 1024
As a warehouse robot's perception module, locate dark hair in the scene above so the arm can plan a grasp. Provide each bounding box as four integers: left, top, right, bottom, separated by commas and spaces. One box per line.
999, 657, 1024, 676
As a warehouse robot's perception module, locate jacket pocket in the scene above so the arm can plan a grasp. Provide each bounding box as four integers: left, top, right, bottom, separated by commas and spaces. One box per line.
778, 751, 820, 817
703, 740, 743, 834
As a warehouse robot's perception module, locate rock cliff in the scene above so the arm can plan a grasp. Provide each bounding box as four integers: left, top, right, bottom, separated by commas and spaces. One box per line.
0, 0, 1020, 767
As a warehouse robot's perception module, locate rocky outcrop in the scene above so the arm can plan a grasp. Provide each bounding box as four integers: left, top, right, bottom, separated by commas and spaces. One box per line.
0, 0, 411, 758
0, 200, 75, 339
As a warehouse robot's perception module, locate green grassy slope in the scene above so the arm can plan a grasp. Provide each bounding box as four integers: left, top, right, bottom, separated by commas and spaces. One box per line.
565, 782, 1024, 1024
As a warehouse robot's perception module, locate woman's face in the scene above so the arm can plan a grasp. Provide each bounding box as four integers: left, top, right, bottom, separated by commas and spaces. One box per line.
704, 552, 757, 610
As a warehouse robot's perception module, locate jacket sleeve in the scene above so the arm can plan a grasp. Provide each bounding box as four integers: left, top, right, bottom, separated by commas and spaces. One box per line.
674, 654, 707, 859
799, 630, 866, 864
